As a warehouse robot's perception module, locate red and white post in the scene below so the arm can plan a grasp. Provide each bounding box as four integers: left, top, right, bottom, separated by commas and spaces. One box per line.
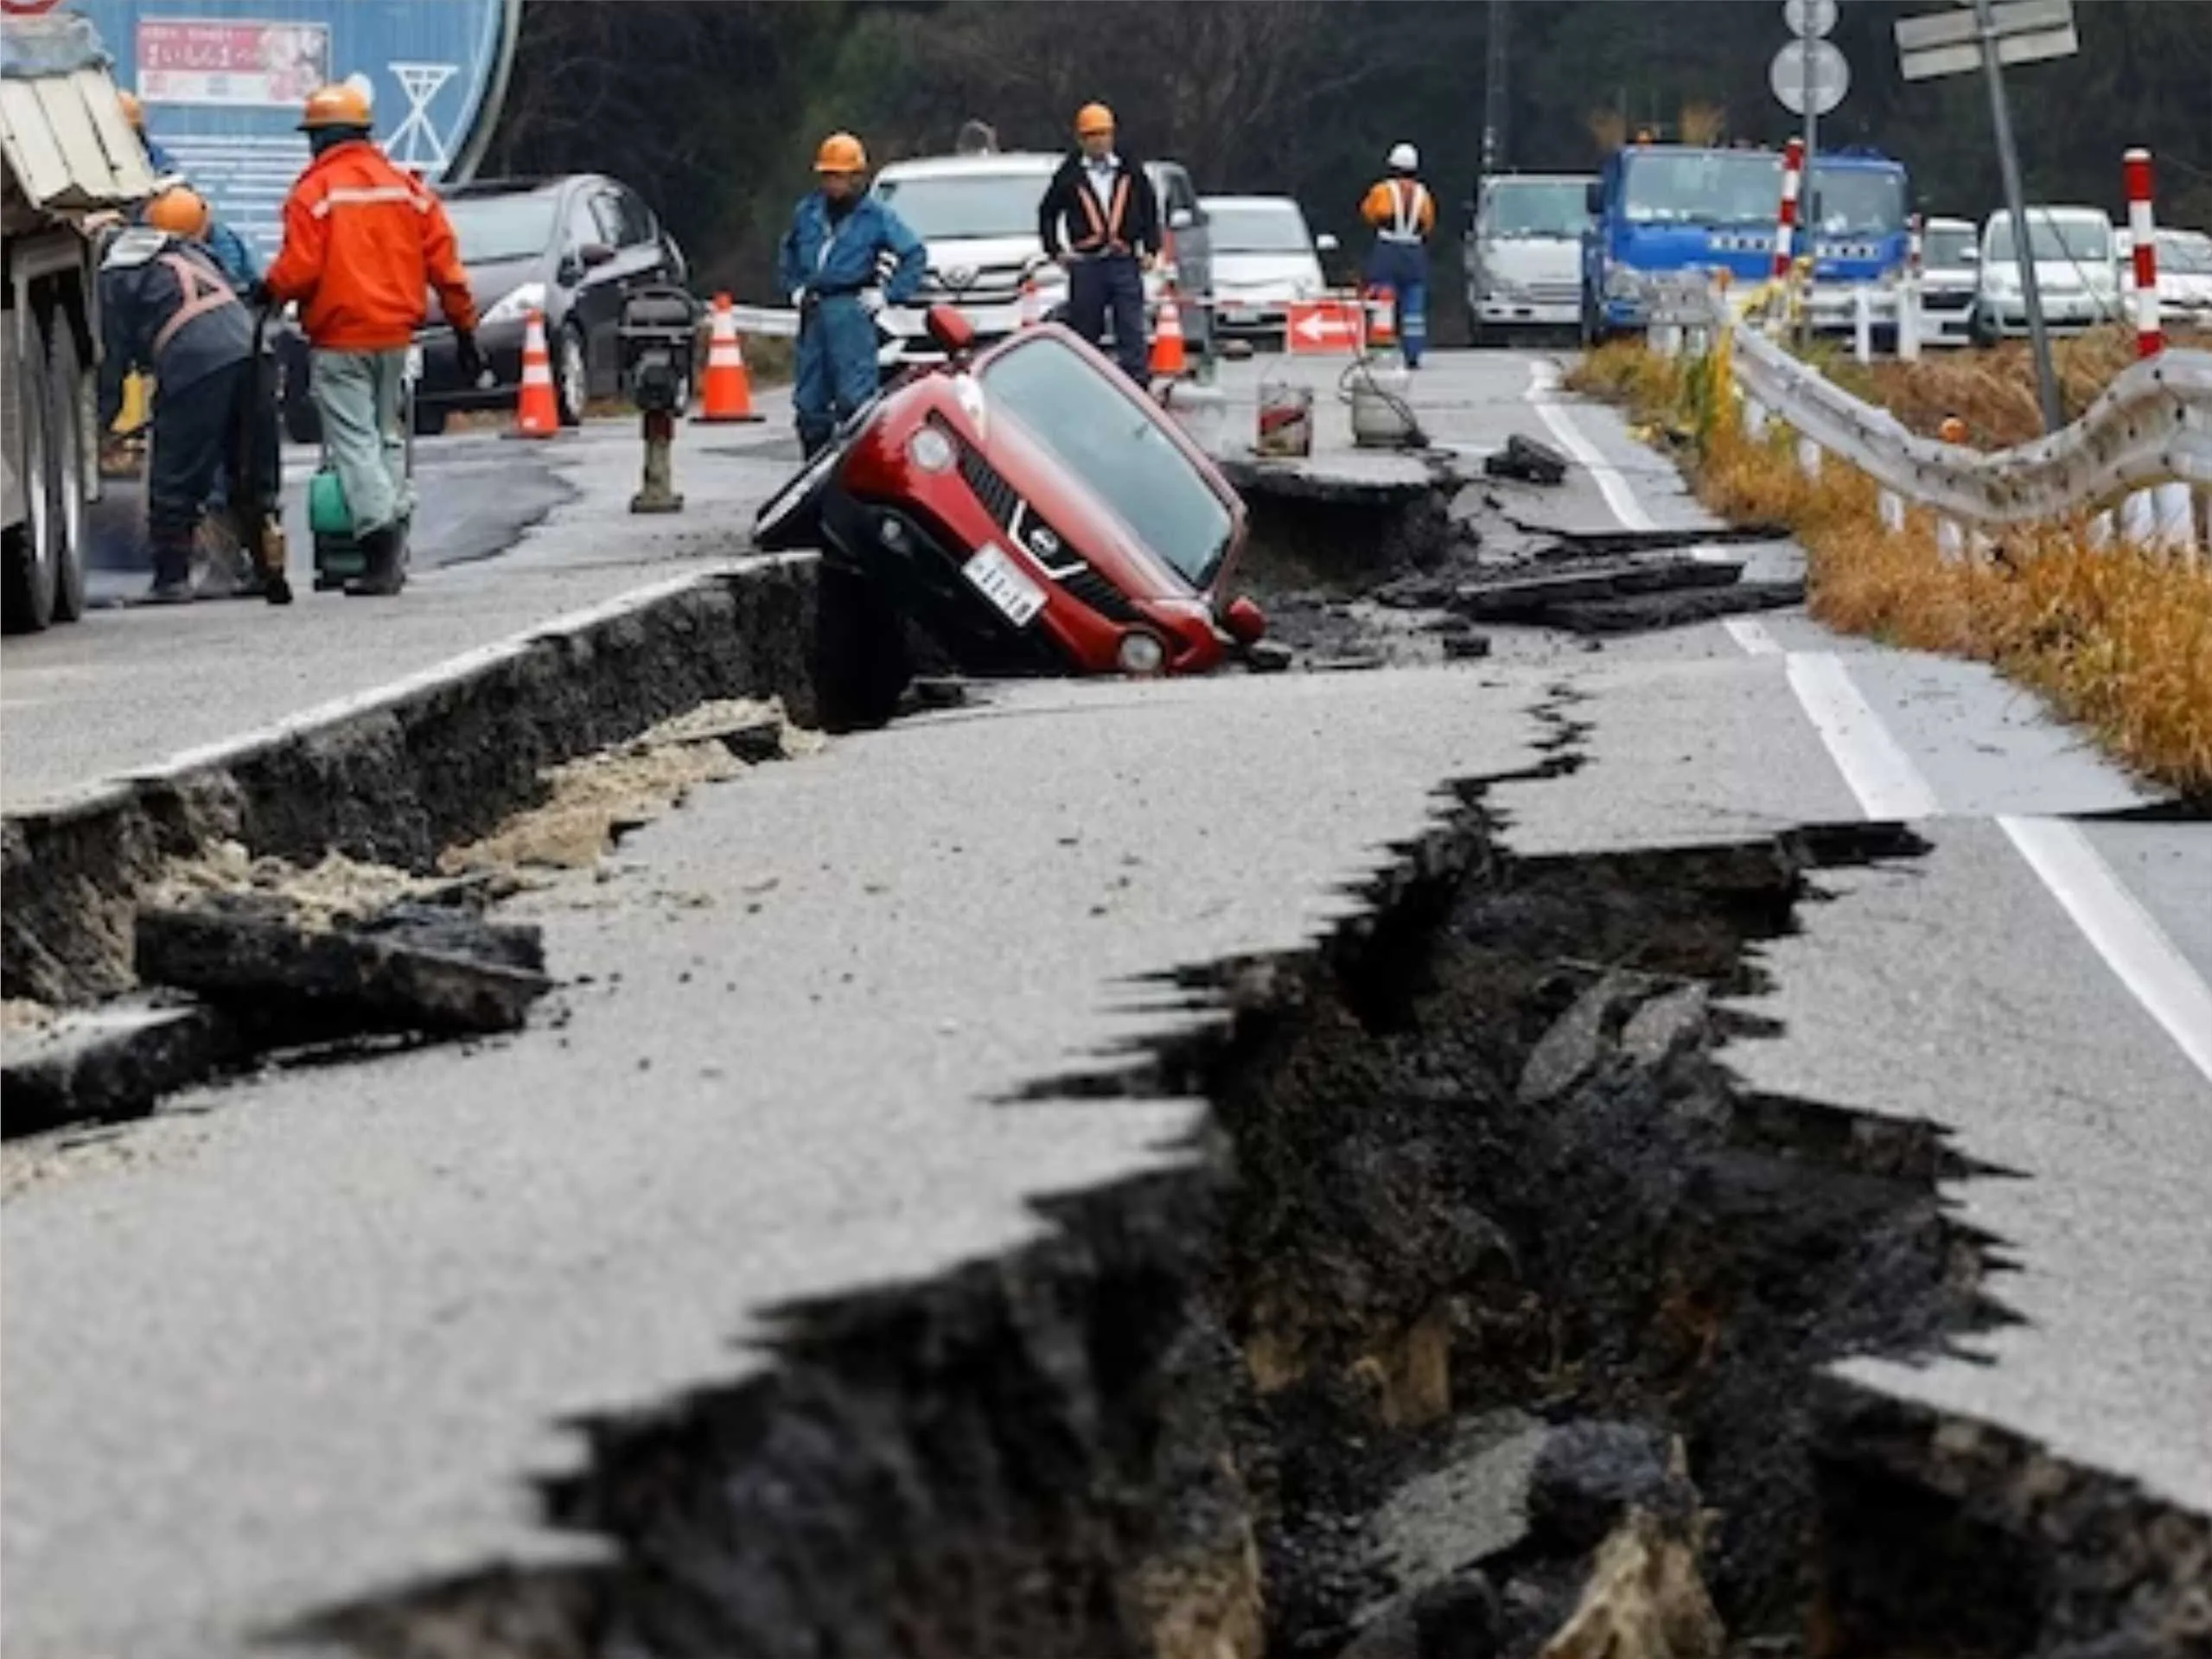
1772, 137, 1806, 284
2124, 148, 2162, 359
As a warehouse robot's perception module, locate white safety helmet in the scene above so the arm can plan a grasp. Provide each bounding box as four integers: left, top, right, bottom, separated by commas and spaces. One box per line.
1387, 142, 1419, 173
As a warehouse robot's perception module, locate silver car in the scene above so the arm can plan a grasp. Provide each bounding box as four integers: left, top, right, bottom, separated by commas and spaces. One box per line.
1915, 215, 1979, 348
1464, 173, 1591, 343
1201, 195, 1335, 348
1973, 206, 2122, 343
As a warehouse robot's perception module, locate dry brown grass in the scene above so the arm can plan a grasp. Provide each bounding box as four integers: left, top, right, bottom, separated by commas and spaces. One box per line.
1569, 338, 2212, 794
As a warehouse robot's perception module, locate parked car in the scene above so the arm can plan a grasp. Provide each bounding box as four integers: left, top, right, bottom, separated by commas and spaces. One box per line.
1914, 214, 1980, 348
1463, 172, 1590, 343
870, 149, 1214, 374
1971, 206, 2120, 344
2151, 228, 2212, 328
1202, 195, 1334, 348
755, 306, 1265, 729
276, 173, 686, 443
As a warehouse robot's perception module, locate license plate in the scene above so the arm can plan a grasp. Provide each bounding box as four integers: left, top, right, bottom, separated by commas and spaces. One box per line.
962, 543, 1046, 628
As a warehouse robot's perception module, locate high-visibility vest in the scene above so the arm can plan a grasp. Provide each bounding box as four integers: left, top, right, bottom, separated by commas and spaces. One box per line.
1072, 169, 1134, 256
1369, 178, 1433, 246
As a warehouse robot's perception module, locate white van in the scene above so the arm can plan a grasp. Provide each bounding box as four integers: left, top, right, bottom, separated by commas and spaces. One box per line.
1463, 173, 1592, 342
870, 150, 1214, 372
1916, 215, 1980, 348
1972, 206, 2121, 343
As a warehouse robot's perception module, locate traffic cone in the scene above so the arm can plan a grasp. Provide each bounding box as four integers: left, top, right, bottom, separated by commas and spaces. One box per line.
508, 310, 559, 438
698, 294, 762, 423
1363, 284, 1397, 348
1150, 285, 1188, 377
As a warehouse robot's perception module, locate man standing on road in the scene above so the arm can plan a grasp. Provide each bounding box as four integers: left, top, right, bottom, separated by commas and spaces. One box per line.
1037, 103, 1159, 384
778, 131, 926, 459
261, 82, 481, 597
1360, 143, 1435, 368
96, 188, 279, 603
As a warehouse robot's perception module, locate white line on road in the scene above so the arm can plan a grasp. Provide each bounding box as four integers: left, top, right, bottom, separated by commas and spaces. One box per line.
1523, 361, 1655, 532
1539, 386, 2212, 1090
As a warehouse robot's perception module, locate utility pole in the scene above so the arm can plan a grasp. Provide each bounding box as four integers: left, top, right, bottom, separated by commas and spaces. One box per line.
1481, 0, 1509, 179
1972, 0, 2064, 431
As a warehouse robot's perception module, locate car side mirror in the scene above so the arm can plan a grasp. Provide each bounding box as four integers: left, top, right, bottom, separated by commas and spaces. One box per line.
1315, 232, 1340, 253
1222, 595, 1266, 647
924, 302, 976, 355
580, 242, 617, 269
1584, 182, 1603, 215
1169, 207, 1196, 231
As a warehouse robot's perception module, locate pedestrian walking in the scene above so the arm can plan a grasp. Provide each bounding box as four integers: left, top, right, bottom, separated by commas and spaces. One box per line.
96, 188, 279, 603
777, 131, 925, 458
1037, 103, 1160, 383
1360, 143, 1435, 367
260, 81, 481, 596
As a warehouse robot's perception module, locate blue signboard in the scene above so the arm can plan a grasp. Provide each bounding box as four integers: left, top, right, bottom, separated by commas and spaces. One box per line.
60, 0, 518, 260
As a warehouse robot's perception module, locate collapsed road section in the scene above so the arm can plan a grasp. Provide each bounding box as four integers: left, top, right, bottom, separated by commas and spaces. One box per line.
303, 758, 2206, 1659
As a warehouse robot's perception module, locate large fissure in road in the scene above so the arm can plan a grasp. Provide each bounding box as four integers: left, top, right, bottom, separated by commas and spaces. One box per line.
307, 766, 2208, 1658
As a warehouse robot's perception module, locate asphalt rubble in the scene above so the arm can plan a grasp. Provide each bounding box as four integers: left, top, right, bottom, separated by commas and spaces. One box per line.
292, 712, 2212, 1659
1231, 438, 1804, 670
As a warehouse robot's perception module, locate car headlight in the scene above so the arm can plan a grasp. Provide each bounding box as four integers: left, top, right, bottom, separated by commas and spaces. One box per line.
907, 424, 955, 474
1116, 632, 1166, 675
1604, 268, 1644, 301
481, 282, 547, 328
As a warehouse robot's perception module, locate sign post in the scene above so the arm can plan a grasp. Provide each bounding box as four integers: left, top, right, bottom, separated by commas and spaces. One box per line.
1896, 0, 2076, 432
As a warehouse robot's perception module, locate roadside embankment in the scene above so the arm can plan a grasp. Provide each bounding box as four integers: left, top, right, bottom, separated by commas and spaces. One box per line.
1569, 335, 2212, 795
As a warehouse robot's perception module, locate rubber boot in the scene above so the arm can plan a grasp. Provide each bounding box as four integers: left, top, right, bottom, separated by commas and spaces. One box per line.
145, 534, 194, 604
344, 524, 406, 597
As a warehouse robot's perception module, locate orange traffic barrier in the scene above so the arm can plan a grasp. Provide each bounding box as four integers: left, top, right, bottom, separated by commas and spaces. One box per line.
698, 293, 762, 423
508, 309, 559, 438
1362, 284, 1397, 348
1150, 285, 1188, 377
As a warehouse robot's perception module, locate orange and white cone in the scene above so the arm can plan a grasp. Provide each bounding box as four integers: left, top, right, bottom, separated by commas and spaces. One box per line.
1362, 284, 1398, 348
697, 294, 762, 423
508, 309, 560, 438
1149, 285, 1188, 377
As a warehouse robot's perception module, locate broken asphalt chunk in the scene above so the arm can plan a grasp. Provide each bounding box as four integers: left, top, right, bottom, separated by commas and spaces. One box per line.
1451, 558, 1746, 623
1484, 432, 1571, 487
136, 892, 551, 1040
1, 995, 238, 1136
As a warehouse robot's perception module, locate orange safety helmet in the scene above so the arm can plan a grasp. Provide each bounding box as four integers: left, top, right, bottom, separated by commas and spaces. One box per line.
118, 90, 146, 131
144, 185, 211, 239
298, 82, 373, 131
1074, 102, 1115, 137
813, 131, 869, 175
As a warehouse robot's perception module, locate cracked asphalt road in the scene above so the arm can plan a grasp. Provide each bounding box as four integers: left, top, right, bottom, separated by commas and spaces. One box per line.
3, 348, 2207, 1658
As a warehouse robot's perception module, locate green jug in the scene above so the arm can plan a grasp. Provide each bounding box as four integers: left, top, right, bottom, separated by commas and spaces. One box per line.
308, 468, 352, 539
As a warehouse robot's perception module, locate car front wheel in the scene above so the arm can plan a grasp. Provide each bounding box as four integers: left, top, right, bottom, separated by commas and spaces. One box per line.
555, 323, 587, 426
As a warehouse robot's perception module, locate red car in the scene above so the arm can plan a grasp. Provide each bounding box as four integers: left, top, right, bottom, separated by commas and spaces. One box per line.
755, 306, 1266, 728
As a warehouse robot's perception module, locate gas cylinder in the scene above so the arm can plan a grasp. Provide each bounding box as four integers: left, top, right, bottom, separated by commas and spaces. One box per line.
1348, 353, 1416, 449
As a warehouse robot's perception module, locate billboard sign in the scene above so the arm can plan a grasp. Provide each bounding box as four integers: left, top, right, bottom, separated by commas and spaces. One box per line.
58, 0, 520, 258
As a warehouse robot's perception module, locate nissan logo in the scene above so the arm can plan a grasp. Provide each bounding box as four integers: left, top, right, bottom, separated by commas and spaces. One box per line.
945, 265, 978, 290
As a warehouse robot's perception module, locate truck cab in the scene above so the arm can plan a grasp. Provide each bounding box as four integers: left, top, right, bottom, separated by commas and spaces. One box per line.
1580, 144, 1910, 342
1464, 172, 1591, 343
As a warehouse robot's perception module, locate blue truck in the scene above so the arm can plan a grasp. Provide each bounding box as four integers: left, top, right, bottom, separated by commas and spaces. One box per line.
1581, 143, 1911, 343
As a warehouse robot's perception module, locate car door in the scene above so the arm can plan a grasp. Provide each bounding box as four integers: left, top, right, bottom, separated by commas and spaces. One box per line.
559, 187, 627, 397
1155, 164, 1213, 354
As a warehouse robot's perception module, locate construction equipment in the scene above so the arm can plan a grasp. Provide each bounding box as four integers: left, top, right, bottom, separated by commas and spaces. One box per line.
309, 341, 418, 592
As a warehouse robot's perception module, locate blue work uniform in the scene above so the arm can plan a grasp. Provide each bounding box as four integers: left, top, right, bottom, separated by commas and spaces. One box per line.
777, 191, 925, 454
199, 218, 261, 292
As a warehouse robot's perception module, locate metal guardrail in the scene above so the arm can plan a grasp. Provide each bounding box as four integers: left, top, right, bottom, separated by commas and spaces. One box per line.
1726, 319, 2212, 533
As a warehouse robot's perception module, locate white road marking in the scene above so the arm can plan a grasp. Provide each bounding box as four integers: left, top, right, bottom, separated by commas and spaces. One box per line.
1523, 361, 1655, 532
1999, 816, 2212, 1086
1538, 380, 2212, 1090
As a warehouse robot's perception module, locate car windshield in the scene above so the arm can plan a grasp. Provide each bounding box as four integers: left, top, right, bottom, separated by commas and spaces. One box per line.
1808, 165, 1906, 236
979, 335, 1232, 590
443, 194, 558, 264
1208, 201, 1311, 252
1482, 180, 1588, 239
1925, 225, 1977, 267
1620, 150, 1781, 227
2158, 233, 2212, 274
1988, 214, 2111, 263
874, 171, 1044, 241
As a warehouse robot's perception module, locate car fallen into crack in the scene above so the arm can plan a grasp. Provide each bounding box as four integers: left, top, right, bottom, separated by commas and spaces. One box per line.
755, 305, 1267, 729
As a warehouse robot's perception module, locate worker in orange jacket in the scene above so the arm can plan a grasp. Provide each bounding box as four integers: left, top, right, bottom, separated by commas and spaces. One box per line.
262, 83, 481, 595
1360, 143, 1435, 367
